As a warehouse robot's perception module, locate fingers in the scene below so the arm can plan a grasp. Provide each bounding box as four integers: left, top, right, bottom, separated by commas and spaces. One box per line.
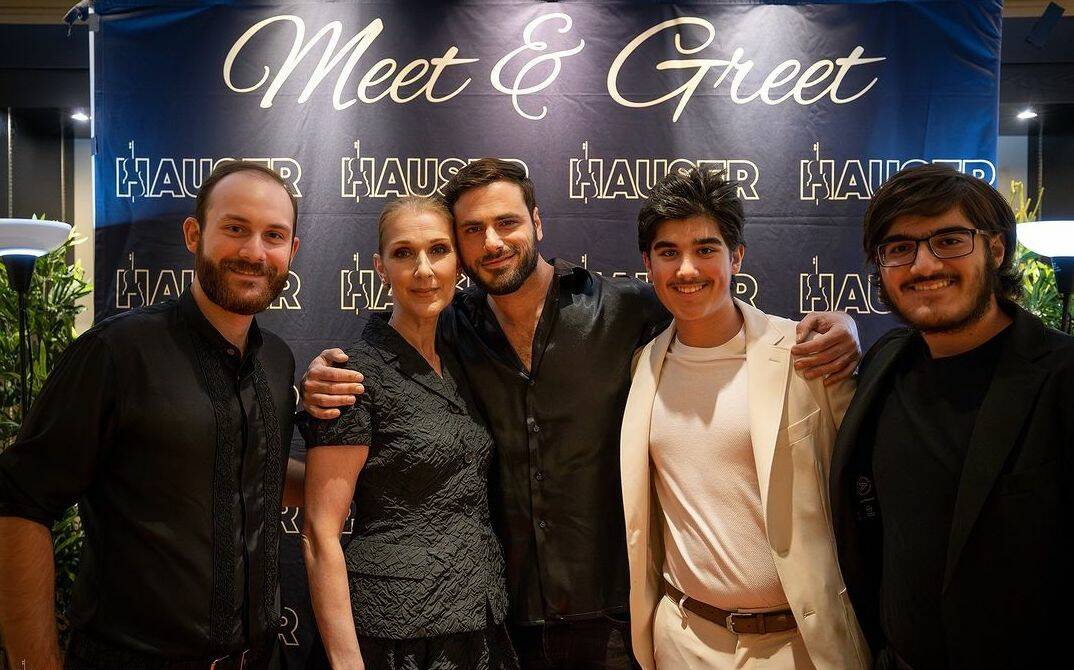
305, 365, 364, 384
306, 392, 357, 409
823, 352, 860, 385
794, 320, 857, 374
795, 313, 822, 344
302, 379, 365, 397
799, 349, 858, 382
319, 348, 349, 364
790, 318, 848, 356
306, 405, 341, 420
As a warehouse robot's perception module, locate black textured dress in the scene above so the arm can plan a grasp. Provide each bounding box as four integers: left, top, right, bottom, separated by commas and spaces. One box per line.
305, 314, 518, 670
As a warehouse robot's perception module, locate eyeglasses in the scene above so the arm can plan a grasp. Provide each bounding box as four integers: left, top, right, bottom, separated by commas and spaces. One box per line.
875, 228, 990, 268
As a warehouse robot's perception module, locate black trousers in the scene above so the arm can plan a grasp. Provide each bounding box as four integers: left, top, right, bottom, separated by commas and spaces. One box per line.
64, 632, 279, 670
507, 615, 640, 670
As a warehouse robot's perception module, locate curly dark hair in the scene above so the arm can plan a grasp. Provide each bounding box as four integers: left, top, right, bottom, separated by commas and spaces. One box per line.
637, 167, 745, 254
863, 164, 1022, 306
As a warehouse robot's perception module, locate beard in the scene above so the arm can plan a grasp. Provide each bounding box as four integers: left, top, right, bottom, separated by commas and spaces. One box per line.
195, 242, 289, 315
882, 255, 997, 335
463, 226, 539, 296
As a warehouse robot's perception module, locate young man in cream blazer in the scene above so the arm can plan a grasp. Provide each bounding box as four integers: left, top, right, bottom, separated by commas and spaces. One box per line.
621, 168, 870, 670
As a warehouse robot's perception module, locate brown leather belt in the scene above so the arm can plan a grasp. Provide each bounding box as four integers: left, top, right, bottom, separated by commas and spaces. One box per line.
665, 581, 797, 635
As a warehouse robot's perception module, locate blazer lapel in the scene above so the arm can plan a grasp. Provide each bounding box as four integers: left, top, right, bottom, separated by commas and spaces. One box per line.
740, 300, 789, 521
943, 318, 1048, 590
621, 323, 675, 535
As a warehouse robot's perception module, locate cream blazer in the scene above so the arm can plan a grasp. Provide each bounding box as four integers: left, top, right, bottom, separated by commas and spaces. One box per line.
620, 299, 871, 670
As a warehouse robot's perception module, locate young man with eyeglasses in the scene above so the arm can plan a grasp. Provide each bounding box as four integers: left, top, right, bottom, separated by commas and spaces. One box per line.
830, 164, 1074, 670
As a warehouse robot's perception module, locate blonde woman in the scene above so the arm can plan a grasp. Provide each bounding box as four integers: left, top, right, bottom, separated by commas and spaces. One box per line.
302, 196, 517, 670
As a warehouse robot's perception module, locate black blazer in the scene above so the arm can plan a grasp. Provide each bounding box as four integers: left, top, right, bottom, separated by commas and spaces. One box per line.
830, 307, 1074, 669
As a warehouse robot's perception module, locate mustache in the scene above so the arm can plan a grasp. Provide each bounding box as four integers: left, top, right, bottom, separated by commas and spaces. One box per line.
220, 258, 271, 276
899, 273, 957, 290
479, 248, 515, 265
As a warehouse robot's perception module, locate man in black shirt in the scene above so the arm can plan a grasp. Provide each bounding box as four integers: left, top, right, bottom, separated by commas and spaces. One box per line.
831, 165, 1074, 669
0, 161, 305, 670
303, 160, 862, 669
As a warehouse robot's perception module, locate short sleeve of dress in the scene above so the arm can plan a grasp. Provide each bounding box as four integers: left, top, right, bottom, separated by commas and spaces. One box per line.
304, 350, 375, 448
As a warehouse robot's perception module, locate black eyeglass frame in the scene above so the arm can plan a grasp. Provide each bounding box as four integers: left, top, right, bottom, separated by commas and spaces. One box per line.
874, 228, 992, 268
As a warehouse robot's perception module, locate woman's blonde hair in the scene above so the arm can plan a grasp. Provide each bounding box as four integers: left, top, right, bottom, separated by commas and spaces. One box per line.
376, 195, 453, 252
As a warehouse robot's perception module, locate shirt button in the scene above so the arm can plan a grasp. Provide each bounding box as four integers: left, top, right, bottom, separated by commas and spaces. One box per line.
227, 348, 237, 356
464, 452, 475, 464
535, 471, 544, 481
532, 424, 540, 434
528, 379, 536, 387
538, 520, 547, 529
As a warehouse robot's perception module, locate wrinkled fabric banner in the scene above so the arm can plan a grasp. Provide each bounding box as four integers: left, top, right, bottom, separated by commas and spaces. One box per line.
91, 1, 1000, 665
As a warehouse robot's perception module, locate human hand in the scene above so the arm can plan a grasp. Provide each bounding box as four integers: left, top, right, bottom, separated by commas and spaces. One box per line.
300, 348, 365, 419
790, 312, 861, 385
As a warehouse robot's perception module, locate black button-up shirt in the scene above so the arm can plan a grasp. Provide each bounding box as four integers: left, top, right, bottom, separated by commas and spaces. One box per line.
442, 260, 669, 623
0, 290, 295, 659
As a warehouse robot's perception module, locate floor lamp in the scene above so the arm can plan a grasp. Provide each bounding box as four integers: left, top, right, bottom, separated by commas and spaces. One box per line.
0, 218, 72, 418
1018, 220, 1074, 335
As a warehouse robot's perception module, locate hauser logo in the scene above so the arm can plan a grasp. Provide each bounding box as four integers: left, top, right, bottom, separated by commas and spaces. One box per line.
568, 142, 759, 203
115, 252, 302, 310
799, 256, 888, 315
341, 140, 528, 202
800, 142, 995, 203
115, 141, 302, 201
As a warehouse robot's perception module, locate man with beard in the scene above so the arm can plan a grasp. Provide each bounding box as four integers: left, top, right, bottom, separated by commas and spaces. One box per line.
0, 161, 304, 670
830, 164, 1074, 669
302, 159, 862, 669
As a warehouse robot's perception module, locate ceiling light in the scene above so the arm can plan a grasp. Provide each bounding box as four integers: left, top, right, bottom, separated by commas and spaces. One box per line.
1017, 108, 1038, 120
70, 111, 90, 122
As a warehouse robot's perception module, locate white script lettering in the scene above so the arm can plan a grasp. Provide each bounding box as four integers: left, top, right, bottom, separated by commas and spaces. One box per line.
223, 15, 478, 109
607, 17, 886, 122
490, 13, 585, 120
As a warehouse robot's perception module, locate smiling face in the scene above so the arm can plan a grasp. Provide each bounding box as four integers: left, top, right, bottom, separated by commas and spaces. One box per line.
643, 214, 744, 332
374, 208, 458, 321
452, 180, 542, 296
878, 206, 1005, 334
184, 170, 299, 315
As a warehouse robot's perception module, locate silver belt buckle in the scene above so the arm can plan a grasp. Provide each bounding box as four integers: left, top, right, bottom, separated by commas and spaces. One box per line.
725, 611, 759, 635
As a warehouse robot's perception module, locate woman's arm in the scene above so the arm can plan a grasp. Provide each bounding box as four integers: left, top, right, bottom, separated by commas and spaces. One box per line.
302, 444, 370, 670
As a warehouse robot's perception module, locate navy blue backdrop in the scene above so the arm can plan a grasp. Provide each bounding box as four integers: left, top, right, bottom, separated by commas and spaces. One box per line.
90, 1, 1001, 665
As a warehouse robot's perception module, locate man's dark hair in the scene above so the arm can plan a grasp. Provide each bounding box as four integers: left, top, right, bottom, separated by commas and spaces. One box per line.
863, 164, 1021, 304
194, 160, 299, 236
442, 158, 536, 217
637, 168, 745, 254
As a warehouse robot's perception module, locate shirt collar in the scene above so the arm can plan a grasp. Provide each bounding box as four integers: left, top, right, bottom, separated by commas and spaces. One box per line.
179, 289, 263, 359
360, 314, 466, 410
